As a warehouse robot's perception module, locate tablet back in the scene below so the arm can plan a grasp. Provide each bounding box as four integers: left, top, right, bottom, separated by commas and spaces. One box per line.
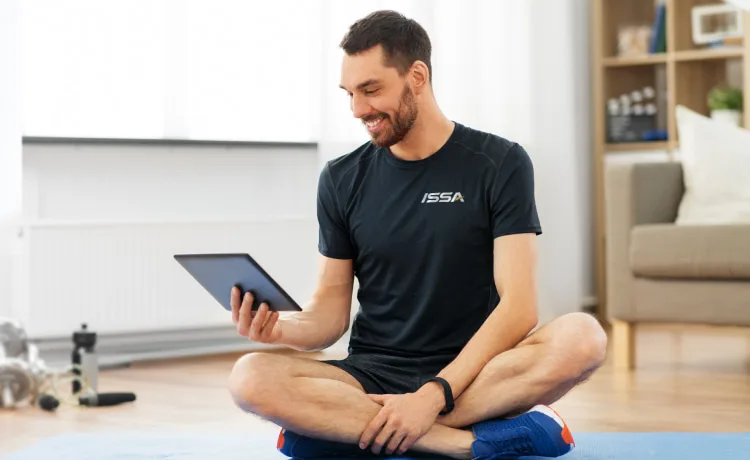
174, 253, 302, 312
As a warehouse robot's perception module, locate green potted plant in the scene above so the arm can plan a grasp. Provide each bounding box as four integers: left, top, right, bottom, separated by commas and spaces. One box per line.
707, 85, 743, 126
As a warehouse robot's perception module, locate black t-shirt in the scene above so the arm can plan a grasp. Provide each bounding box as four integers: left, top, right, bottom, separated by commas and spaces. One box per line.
317, 122, 542, 358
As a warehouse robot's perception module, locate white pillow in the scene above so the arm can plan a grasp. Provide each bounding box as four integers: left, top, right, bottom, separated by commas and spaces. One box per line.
674, 105, 750, 225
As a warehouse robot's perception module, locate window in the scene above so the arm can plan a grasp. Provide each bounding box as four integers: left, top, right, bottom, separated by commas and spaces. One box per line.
21, 0, 319, 142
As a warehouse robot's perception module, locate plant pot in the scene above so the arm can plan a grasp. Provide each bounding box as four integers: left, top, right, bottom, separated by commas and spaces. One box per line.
710, 109, 742, 126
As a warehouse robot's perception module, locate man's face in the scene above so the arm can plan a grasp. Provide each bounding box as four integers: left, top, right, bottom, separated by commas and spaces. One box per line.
340, 45, 418, 148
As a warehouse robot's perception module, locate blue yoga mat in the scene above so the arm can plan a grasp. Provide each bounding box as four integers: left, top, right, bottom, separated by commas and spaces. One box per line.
3, 431, 750, 459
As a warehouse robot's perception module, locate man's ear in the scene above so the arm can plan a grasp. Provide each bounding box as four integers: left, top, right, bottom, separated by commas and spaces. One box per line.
409, 60, 430, 94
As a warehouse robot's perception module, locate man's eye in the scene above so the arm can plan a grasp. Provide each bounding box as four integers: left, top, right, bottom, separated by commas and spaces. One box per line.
365, 89, 379, 96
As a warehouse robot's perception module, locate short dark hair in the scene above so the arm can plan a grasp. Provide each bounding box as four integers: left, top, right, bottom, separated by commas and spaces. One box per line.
339, 10, 432, 82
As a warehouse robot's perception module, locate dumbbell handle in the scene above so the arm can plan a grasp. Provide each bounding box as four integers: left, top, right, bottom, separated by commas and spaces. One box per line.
79, 392, 136, 407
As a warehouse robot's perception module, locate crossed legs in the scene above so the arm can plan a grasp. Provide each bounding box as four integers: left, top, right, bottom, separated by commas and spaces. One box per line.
229, 351, 475, 458
228, 312, 607, 458
438, 312, 608, 428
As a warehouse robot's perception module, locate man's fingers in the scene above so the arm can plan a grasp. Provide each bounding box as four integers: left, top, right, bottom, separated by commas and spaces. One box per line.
237, 291, 253, 336
386, 430, 407, 455
397, 434, 417, 455
249, 303, 269, 340
230, 286, 240, 324
260, 310, 279, 341
367, 394, 386, 405
371, 421, 397, 455
359, 409, 388, 450
260, 305, 275, 327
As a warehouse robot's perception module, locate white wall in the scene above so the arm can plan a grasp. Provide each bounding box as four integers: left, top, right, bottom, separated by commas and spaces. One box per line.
570, 0, 596, 310
0, 0, 21, 320
529, 0, 594, 321
22, 143, 318, 222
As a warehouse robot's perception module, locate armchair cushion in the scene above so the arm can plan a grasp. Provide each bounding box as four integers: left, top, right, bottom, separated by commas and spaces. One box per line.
675, 105, 750, 225
630, 223, 750, 280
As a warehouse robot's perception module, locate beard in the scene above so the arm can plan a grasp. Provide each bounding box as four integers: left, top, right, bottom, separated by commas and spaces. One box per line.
365, 84, 418, 148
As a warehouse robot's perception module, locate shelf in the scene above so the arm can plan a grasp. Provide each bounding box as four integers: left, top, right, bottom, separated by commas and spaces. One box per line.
603, 54, 668, 67
673, 48, 744, 62
602, 48, 744, 68
605, 141, 670, 152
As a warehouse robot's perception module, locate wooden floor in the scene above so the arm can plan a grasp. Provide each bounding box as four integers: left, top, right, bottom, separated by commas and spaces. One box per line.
2, 325, 750, 455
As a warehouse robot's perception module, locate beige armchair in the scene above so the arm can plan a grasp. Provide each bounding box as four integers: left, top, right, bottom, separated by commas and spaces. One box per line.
604, 162, 750, 369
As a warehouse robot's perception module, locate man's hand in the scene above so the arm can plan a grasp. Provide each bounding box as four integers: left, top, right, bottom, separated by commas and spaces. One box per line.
359, 383, 445, 455
230, 286, 283, 344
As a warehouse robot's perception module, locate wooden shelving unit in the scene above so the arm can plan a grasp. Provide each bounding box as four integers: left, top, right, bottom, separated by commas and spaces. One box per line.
591, 0, 750, 320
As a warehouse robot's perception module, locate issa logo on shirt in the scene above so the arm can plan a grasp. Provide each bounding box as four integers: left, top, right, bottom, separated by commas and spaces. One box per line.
421, 192, 465, 203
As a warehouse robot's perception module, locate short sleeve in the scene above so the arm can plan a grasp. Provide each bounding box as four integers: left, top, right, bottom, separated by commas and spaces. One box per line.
317, 163, 355, 259
490, 144, 542, 238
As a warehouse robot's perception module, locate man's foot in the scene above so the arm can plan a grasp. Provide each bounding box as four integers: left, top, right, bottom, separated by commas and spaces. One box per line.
277, 428, 372, 458
470, 405, 575, 459
276, 428, 452, 458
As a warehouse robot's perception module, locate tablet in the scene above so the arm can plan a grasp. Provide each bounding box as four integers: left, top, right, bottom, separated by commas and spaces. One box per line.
174, 253, 302, 312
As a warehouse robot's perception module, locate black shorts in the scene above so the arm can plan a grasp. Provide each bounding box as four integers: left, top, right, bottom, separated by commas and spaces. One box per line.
322, 352, 457, 395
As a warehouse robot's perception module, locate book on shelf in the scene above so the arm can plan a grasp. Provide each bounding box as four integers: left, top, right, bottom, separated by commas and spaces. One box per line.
649, 2, 667, 54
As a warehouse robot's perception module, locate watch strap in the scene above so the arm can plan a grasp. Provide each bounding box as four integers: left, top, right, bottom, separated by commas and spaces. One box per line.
426, 376, 454, 415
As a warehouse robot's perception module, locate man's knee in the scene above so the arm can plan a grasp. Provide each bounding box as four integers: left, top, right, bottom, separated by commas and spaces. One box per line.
571, 312, 608, 368
549, 312, 608, 381
228, 352, 283, 416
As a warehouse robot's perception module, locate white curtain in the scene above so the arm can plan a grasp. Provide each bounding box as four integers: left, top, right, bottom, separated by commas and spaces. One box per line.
0, 0, 22, 319
21, 0, 320, 142
21, 0, 534, 146
431, 0, 533, 147
0, 0, 21, 223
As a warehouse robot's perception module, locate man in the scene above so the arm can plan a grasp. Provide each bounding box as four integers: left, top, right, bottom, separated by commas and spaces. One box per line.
228, 10, 607, 460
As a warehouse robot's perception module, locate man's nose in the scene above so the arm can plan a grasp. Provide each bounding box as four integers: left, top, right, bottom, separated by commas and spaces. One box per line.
350, 94, 371, 120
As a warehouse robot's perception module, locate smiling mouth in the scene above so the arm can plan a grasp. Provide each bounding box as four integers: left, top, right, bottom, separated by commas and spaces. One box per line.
363, 116, 386, 133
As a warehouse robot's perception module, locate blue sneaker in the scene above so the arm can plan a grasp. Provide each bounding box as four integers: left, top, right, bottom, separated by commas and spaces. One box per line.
470, 405, 575, 459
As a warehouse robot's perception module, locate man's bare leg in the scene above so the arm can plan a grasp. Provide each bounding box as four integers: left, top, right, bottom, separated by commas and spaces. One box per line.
438, 312, 608, 429
228, 313, 606, 457
228, 352, 475, 459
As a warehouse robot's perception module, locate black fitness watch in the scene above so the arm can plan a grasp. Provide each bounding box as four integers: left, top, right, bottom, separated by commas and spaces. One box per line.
426, 376, 454, 415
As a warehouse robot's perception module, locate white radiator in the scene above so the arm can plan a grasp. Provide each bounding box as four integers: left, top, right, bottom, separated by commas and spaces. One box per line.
12, 218, 318, 339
